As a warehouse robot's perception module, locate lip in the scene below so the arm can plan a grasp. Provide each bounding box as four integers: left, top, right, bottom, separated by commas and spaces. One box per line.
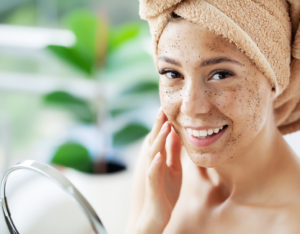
184, 126, 227, 147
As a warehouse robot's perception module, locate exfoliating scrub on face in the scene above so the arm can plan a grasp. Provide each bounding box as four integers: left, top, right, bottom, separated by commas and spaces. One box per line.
157, 20, 272, 167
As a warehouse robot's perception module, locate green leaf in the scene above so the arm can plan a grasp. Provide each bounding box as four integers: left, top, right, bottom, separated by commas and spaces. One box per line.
47, 45, 93, 75
67, 11, 96, 59
108, 22, 143, 52
47, 10, 108, 76
120, 81, 159, 96
51, 142, 93, 173
109, 106, 136, 117
113, 123, 150, 146
43, 91, 95, 123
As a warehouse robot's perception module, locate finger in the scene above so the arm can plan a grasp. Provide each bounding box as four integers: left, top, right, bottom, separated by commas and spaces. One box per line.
166, 128, 182, 171
148, 107, 167, 145
147, 152, 164, 191
148, 121, 171, 165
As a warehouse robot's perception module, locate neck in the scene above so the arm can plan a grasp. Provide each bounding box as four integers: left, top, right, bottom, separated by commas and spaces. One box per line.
211, 121, 299, 203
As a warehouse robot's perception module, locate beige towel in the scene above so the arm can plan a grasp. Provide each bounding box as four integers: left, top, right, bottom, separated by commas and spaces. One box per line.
139, 0, 300, 135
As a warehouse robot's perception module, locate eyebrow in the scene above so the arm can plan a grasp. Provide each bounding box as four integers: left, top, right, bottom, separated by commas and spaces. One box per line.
201, 56, 243, 67
158, 56, 182, 67
158, 56, 243, 67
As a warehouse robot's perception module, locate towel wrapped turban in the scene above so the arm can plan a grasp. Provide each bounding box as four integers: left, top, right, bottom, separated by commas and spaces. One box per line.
139, 0, 300, 135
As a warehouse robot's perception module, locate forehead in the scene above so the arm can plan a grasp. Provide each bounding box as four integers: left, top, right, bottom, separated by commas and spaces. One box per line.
158, 19, 247, 62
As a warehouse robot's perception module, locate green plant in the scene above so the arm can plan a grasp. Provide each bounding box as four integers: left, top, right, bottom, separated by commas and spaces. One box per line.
44, 10, 159, 173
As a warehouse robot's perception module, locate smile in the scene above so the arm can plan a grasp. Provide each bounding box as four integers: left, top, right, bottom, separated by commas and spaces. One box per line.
185, 125, 228, 147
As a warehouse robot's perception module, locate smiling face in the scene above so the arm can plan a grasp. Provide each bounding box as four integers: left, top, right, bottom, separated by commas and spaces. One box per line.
157, 18, 275, 168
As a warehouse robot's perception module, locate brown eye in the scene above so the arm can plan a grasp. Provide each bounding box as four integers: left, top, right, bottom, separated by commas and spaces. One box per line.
211, 71, 233, 80
166, 71, 182, 79
159, 69, 183, 79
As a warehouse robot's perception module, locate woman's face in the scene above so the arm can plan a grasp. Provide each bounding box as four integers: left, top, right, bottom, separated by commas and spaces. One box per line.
157, 19, 275, 168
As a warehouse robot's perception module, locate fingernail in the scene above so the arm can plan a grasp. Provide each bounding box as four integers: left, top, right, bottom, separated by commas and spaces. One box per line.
154, 152, 161, 162
161, 122, 169, 132
156, 107, 163, 119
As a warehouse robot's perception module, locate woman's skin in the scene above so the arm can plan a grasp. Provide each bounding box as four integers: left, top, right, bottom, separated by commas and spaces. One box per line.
125, 18, 300, 234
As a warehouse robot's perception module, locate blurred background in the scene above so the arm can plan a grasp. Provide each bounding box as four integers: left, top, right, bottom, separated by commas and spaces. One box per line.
0, 0, 299, 233
0, 0, 159, 174
0, 0, 160, 233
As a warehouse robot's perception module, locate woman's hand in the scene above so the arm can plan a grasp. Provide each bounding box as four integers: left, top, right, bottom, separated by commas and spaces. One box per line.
135, 108, 182, 234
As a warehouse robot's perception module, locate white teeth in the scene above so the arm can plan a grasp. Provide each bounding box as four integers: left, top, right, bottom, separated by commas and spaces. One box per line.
187, 126, 226, 138
192, 129, 200, 137
199, 130, 207, 136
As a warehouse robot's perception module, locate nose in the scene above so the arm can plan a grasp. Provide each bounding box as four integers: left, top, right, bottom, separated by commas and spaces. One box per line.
180, 81, 212, 117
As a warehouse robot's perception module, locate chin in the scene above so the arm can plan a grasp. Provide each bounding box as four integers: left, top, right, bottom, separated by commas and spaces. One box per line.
187, 150, 228, 168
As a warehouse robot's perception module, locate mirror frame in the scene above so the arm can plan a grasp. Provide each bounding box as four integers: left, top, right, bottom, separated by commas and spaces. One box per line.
0, 160, 107, 234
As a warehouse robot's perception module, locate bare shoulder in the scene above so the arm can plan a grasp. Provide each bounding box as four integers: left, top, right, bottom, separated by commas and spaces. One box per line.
271, 203, 300, 234
270, 173, 300, 234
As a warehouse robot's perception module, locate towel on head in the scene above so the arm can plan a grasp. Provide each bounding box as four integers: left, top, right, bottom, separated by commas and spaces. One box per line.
139, 0, 300, 135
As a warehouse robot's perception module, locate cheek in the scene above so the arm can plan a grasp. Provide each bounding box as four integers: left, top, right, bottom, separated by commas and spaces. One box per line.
216, 80, 270, 144
159, 79, 183, 122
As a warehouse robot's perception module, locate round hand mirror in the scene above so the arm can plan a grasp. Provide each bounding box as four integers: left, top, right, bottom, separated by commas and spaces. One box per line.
0, 160, 107, 234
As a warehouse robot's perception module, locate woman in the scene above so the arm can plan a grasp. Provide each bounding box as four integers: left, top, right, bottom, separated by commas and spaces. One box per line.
125, 0, 300, 233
